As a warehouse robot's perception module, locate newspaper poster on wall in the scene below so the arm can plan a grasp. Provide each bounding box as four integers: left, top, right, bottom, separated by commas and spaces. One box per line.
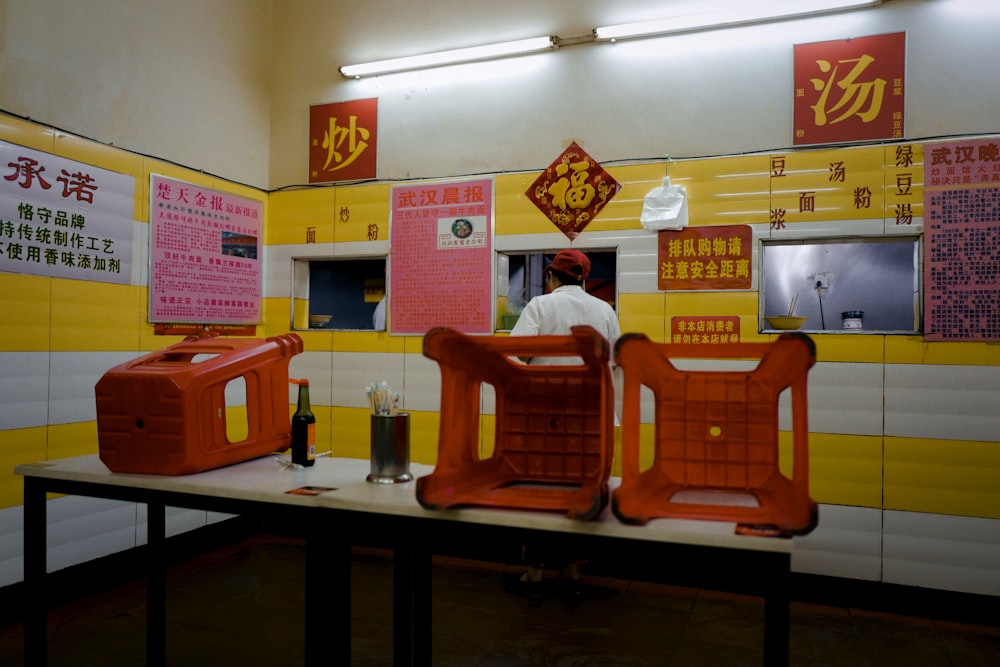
923, 138, 1000, 341
149, 174, 263, 325
389, 178, 494, 334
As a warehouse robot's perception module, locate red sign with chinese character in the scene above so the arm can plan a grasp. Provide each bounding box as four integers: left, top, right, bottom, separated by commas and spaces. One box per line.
525, 141, 621, 240
658, 225, 752, 291
670, 316, 742, 345
793, 32, 906, 146
309, 98, 378, 183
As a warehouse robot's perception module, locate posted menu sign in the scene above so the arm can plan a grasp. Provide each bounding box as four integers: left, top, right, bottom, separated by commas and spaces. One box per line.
149, 175, 263, 325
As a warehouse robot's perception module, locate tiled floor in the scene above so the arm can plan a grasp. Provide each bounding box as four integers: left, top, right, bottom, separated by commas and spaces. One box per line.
1, 533, 997, 666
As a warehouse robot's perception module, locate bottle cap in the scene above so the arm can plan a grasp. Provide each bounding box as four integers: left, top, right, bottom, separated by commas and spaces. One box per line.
289, 378, 310, 386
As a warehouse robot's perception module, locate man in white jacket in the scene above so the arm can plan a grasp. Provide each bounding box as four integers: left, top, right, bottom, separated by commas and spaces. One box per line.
504, 248, 621, 598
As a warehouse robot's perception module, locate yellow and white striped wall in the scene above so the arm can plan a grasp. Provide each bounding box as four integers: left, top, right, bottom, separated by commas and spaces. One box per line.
2, 112, 998, 597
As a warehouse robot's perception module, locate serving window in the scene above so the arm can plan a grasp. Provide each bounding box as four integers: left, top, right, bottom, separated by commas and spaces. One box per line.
760, 237, 921, 333
291, 257, 385, 331
497, 250, 617, 331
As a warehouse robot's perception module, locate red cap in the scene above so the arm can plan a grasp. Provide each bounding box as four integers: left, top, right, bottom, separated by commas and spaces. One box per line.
545, 249, 591, 282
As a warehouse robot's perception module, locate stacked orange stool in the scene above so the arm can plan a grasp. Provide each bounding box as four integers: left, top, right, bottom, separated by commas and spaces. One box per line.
612, 332, 818, 537
417, 325, 615, 520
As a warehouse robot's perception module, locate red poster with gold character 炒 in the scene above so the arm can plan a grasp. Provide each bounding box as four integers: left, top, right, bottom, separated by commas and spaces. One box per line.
793, 32, 906, 146
309, 98, 378, 183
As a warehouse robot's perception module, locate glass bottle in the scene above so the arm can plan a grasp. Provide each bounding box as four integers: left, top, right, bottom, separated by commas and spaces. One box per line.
291, 379, 316, 467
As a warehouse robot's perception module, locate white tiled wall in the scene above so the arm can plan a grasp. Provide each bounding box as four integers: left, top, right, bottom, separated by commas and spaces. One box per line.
792, 504, 883, 581
883, 510, 1000, 596
0, 352, 51, 431
0, 498, 228, 587
885, 364, 1000, 441
806, 362, 885, 436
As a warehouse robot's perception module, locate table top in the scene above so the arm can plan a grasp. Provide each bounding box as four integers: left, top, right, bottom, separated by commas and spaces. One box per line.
16, 454, 792, 555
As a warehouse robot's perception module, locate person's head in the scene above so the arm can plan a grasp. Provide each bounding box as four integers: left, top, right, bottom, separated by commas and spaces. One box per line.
544, 249, 590, 288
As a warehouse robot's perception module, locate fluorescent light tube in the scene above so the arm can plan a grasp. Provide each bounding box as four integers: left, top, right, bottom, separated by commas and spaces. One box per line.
340, 36, 558, 78
594, 0, 882, 41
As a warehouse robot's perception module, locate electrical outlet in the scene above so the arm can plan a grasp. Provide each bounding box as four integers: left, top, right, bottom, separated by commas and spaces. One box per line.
809, 272, 833, 291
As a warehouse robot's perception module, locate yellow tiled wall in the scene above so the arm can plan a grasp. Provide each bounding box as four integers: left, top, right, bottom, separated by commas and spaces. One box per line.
2, 112, 999, 533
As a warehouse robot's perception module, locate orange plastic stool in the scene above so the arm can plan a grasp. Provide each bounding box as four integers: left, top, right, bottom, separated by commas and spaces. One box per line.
612, 332, 818, 537
417, 325, 615, 520
96, 332, 304, 475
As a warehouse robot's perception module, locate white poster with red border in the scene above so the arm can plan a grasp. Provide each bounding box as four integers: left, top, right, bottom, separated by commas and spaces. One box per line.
0, 140, 134, 285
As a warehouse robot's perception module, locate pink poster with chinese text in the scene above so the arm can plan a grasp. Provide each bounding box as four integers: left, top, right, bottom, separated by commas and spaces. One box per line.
923, 138, 1000, 341
149, 175, 263, 325
389, 179, 493, 334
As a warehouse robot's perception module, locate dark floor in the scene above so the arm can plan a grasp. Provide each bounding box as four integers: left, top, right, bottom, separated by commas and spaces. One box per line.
1, 533, 998, 666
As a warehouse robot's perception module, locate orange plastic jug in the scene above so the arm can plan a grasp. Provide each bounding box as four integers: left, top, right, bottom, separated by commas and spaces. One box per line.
96, 332, 303, 475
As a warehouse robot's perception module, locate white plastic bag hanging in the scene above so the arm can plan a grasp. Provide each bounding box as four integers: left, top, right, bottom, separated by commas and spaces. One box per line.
640, 177, 688, 231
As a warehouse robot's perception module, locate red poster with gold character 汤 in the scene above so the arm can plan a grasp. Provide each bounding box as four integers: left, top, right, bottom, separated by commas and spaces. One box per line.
793, 32, 906, 146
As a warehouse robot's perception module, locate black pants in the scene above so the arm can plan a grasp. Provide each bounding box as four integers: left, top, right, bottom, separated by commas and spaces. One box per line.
522, 537, 583, 572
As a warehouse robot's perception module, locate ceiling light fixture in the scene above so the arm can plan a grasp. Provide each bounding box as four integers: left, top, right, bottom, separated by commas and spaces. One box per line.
594, 0, 882, 42
339, 36, 558, 79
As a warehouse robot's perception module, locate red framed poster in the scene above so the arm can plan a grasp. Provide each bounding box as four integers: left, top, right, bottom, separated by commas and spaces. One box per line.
794, 32, 906, 146
149, 175, 263, 325
658, 225, 752, 291
389, 179, 493, 335
309, 98, 378, 183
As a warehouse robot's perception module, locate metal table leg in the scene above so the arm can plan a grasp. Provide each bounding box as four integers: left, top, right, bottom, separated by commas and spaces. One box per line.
305, 525, 350, 666
763, 553, 791, 667
393, 543, 432, 667
23, 476, 48, 667
147, 500, 167, 667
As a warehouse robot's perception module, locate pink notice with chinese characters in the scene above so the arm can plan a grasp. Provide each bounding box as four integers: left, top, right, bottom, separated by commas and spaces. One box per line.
149, 175, 263, 325
389, 179, 494, 335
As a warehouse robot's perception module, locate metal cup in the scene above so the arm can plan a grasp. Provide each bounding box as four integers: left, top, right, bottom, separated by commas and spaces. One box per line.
367, 413, 413, 483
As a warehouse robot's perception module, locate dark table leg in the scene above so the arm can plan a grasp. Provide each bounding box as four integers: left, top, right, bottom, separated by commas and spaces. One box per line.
305, 525, 350, 666
393, 543, 432, 667
762, 553, 791, 667
23, 476, 48, 667
412, 547, 432, 666
147, 500, 167, 667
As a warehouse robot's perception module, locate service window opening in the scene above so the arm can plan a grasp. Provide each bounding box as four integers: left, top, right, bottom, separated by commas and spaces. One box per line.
498, 250, 617, 330
760, 237, 920, 333
295, 258, 386, 330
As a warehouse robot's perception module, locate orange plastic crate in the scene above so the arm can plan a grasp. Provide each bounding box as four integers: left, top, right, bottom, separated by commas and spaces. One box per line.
417, 325, 615, 520
612, 332, 818, 537
96, 332, 304, 475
